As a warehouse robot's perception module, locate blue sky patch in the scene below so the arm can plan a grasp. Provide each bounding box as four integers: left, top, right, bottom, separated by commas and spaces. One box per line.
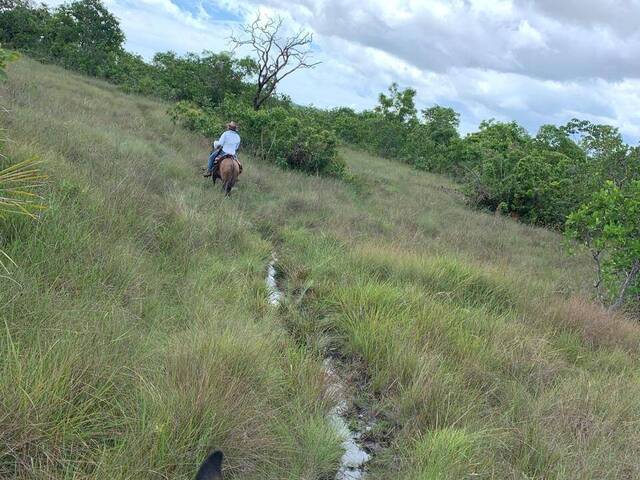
174, 0, 243, 23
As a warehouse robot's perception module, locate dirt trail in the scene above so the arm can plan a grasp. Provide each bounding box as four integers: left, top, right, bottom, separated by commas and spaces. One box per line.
265, 255, 378, 479
266, 255, 283, 305
324, 358, 373, 479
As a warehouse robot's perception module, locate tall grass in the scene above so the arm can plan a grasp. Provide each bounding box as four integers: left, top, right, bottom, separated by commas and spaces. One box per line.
0, 58, 341, 479
2, 57, 639, 479
1, 47, 46, 272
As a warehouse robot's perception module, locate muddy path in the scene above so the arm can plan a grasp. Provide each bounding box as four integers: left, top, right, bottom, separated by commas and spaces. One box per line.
265, 255, 383, 479
324, 357, 375, 479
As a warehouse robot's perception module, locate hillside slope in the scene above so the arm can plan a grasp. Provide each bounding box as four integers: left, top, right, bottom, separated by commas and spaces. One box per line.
2, 58, 639, 479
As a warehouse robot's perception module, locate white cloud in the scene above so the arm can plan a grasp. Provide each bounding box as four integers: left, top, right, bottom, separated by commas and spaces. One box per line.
41, 0, 640, 143
512, 20, 546, 49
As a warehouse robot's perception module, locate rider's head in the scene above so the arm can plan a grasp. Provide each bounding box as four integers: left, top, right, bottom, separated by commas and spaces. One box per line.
227, 121, 238, 131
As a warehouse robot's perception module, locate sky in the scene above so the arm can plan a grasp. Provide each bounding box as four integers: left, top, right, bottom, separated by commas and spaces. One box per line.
46, 0, 640, 143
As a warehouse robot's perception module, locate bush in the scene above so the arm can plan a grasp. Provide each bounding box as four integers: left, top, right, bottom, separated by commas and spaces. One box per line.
460, 120, 593, 227
169, 101, 219, 137
461, 121, 531, 211
170, 99, 345, 177
0, 45, 19, 80
566, 180, 640, 309
0, 2, 52, 58
509, 150, 580, 225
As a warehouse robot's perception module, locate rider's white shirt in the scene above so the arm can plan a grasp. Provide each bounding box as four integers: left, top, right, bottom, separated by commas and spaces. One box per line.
218, 130, 241, 155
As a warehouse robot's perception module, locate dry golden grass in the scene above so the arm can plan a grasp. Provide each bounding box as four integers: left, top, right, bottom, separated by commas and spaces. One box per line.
556, 296, 640, 353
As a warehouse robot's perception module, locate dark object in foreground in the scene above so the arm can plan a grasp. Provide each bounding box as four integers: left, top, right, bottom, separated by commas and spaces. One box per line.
195, 450, 223, 480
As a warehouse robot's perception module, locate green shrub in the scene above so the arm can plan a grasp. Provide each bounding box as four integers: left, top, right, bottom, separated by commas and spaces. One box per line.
0, 46, 19, 79
460, 120, 594, 227
566, 180, 640, 309
461, 120, 531, 211
170, 99, 345, 177
509, 150, 579, 225
169, 101, 219, 137
0, 2, 52, 59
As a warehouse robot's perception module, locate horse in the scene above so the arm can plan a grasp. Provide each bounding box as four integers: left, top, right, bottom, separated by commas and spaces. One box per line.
213, 155, 240, 196
195, 450, 223, 479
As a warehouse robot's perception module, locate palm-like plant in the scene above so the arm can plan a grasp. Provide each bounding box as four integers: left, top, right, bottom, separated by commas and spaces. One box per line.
0, 158, 47, 218
0, 158, 47, 271
0, 46, 46, 273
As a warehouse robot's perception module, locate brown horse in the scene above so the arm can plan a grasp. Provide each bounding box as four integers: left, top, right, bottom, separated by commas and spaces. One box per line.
213, 155, 240, 195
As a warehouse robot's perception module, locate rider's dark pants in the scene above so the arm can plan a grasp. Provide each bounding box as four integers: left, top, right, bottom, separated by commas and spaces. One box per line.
207, 150, 221, 172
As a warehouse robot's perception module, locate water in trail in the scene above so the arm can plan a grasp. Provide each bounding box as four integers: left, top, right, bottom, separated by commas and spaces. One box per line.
265, 255, 283, 306
265, 256, 374, 479
324, 358, 372, 480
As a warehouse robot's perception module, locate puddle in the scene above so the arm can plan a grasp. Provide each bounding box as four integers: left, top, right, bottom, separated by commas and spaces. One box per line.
324, 358, 372, 479
265, 255, 376, 479
266, 255, 283, 306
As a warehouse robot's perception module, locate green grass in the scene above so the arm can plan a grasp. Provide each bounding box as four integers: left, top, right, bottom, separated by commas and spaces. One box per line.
1, 57, 639, 479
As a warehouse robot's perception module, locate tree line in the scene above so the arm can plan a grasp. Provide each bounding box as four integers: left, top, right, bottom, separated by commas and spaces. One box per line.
328, 84, 639, 310
0, 0, 345, 176
1, 0, 637, 310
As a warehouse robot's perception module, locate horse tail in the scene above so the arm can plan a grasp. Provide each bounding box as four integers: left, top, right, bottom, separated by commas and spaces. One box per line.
223, 177, 234, 195
222, 160, 238, 196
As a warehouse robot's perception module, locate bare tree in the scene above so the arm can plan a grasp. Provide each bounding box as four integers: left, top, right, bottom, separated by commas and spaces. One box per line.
230, 15, 320, 110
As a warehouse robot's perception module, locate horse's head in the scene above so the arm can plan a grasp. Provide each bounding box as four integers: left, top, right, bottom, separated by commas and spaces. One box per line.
195, 450, 224, 480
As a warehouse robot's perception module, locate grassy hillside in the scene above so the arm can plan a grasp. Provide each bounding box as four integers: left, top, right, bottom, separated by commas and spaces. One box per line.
2, 58, 639, 479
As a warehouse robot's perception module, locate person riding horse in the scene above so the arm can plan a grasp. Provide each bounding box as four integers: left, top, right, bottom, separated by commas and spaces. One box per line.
204, 121, 241, 179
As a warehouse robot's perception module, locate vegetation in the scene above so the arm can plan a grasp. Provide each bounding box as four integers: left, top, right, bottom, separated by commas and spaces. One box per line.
0, 58, 343, 478
0, 0, 346, 177
2, 56, 640, 479
0, 0, 123, 77
566, 180, 640, 310
0, 45, 45, 272
2, 0, 638, 308
313, 86, 639, 308
0, 45, 18, 79
0, 0, 253, 105
1, 1, 640, 475
170, 98, 345, 177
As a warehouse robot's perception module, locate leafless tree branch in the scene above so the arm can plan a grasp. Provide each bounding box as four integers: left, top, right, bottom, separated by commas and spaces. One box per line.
610, 259, 640, 311
229, 14, 320, 110
592, 249, 604, 303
